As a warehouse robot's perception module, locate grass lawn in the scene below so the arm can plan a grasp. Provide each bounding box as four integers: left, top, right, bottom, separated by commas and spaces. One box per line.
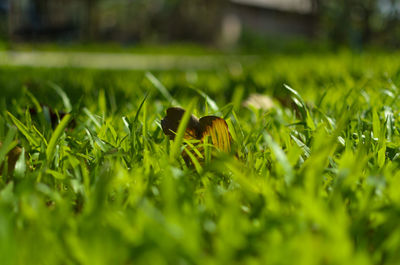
1, 51, 400, 265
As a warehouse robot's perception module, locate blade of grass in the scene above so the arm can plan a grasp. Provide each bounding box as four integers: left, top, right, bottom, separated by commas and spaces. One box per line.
24, 87, 42, 112
46, 169, 66, 180
285, 84, 315, 130
264, 132, 294, 185
182, 148, 202, 173
98, 89, 107, 115
46, 114, 72, 161
372, 108, 380, 140
170, 100, 196, 161
146, 72, 177, 105
134, 92, 149, 123
14, 147, 26, 178
190, 87, 219, 112
7, 112, 40, 146
48, 82, 72, 112
83, 107, 101, 128
0, 127, 17, 165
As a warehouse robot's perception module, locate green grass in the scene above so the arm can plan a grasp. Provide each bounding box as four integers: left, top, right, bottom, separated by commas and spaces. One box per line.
1, 51, 400, 265
0, 41, 220, 55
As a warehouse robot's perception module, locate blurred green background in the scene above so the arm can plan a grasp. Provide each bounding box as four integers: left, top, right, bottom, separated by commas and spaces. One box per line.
1, 0, 400, 51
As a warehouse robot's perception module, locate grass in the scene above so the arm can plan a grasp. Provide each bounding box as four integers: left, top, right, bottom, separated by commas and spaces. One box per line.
0, 41, 220, 55
1, 50, 400, 265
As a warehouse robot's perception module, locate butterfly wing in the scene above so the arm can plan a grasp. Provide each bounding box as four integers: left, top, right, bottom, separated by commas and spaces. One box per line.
161, 107, 200, 140
161, 108, 232, 167
199, 116, 232, 152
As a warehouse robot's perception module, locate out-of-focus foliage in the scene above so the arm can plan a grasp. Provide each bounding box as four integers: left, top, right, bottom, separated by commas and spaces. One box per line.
317, 0, 400, 48
8, 0, 226, 43
5, 0, 400, 49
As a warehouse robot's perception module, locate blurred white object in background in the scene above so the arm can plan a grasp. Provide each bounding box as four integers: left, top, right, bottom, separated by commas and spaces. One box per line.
243, 94, 275, 111
220, 13, 242, 47
231, 0, 313, 14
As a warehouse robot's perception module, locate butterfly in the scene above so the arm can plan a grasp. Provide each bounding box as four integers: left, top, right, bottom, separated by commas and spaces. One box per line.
161, 107, 232, 165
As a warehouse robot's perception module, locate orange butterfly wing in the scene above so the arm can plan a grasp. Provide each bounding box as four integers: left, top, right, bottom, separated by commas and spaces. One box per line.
161, 108, 232, 166
199, 116, 232, 152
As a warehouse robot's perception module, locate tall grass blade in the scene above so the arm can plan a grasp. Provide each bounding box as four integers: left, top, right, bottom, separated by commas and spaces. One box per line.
83, 107, 101, 128
170, 100, 196, 161
191, 87, 219, 112
14, 147, 26, 178
146, 72, 177, 105
46, 113, 72, 161
0, 127, 17, 165
134, 92, 149, 123
7, 112, 40, 146
264, 132, 294, 185
49, 82, 72, 112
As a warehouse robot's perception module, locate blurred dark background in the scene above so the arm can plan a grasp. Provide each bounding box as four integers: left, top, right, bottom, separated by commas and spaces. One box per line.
0, 0, 400, 50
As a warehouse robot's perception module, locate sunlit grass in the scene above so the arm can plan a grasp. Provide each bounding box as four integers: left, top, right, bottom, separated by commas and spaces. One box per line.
0, 51, 400, 265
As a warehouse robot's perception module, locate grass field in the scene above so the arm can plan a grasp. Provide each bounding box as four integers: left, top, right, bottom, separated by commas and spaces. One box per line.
1, 51, 400, 265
